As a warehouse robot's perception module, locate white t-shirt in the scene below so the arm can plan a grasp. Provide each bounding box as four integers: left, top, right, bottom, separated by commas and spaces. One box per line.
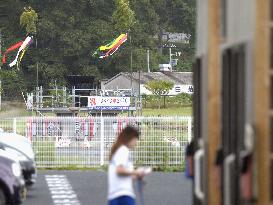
108, 145, 135, 200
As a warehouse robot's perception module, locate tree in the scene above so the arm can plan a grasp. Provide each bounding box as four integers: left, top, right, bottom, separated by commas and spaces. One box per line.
144, 80, 174, 109
0, 0, 196, 101
170, 0, 196, 45
20, 7, 38, 34
140, 0, 196, 53
112, 0, 136, 32
0, 70, 26, 100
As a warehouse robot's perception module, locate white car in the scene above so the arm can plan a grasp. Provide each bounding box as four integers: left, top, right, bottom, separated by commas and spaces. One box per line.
0, 131, 36, 186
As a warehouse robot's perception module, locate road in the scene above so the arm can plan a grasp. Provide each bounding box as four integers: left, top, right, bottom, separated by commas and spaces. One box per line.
23, 170, 192, 205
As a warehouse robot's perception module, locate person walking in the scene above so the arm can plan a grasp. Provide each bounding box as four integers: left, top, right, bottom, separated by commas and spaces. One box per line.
108, 126, 144, 205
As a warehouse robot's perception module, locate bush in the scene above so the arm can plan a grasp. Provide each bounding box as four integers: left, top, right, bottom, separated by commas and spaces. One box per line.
142, 93, 192, 108
174, 93, 192, 105
0, 70, 26, 101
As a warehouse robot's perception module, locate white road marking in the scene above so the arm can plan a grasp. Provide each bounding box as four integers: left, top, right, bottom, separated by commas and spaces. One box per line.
45, 175, 81, 205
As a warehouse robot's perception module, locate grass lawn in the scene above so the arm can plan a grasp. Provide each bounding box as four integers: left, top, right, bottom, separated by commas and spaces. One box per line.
0, 102, 31, 118
141, 106, 192, 116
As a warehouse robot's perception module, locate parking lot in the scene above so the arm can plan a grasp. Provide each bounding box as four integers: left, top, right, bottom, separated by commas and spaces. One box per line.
23, 170, 192, 205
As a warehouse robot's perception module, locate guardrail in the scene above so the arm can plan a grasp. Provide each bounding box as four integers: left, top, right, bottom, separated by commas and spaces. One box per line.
0, 116, 192, 168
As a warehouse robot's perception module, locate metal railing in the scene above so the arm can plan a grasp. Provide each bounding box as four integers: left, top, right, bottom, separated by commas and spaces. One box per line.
0, 116, 192, 168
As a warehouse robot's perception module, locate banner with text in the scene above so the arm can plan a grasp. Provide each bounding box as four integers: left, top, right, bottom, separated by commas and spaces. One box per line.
87, 96, 130, 110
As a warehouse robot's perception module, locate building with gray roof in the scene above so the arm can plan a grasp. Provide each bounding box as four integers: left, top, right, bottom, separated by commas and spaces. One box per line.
102, 71, 193, 96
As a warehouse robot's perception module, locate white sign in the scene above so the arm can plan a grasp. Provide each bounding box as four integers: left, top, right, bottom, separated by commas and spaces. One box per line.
140, 84, 194, 95
87, 96, 130, 110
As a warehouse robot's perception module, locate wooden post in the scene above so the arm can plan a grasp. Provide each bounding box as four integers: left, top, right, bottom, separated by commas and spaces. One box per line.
207, 0, 221, 204
255, 0, 271, 204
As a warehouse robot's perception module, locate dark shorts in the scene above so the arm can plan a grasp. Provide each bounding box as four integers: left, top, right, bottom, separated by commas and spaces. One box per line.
108, 196, 136, 205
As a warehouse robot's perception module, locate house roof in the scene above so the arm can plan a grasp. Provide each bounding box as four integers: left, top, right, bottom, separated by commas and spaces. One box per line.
104, 71, 193, 85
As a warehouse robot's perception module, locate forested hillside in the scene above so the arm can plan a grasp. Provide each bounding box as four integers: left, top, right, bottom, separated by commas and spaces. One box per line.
0, 0, 196, 100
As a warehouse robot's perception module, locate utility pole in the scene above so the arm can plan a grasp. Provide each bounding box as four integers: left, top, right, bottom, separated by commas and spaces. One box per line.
36, 38, 39, 88
138, 69, 141, 115
36, 62, 38, 87
169, 47, 173, 72
138, 70, 141, 100
169, 47, 172, 64
147, 49, 150, 73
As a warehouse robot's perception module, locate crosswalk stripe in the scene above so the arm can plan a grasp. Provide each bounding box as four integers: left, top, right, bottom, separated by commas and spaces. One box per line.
45, 175, 81, 205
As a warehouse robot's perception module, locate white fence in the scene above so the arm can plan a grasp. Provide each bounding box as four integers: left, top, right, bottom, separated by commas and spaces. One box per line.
0, 117, 192, 168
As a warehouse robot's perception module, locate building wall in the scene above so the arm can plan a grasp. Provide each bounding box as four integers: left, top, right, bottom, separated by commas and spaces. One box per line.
195, 0, 258, 204
196, 0, 209, 167
104, 74, 194, 96
223, 0, 256, 126
196, 0, 257, 146
103, 75, 140, 94
226, 0, 256, 45
196, 0, 209, 154
196, 0, 257, 132
196, 0, 208, 57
